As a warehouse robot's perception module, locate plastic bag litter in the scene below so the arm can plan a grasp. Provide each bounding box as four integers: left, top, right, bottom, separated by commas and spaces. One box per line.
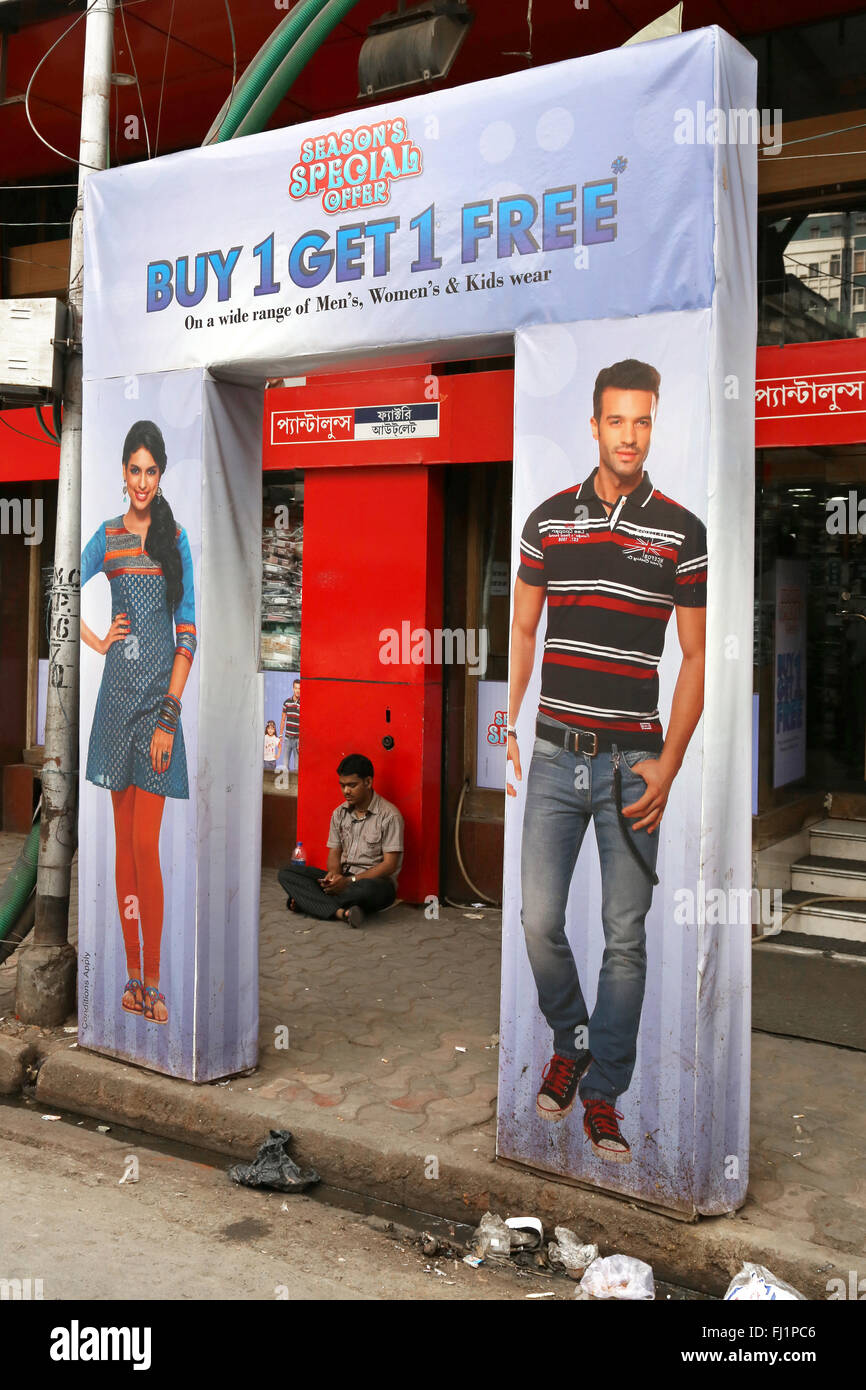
724, 1263, 804, 1301
473, 1210, 512, 1258
228, 1129, 320, 1194
578, 1253, 655, 1300
548, 1227, 598, 1277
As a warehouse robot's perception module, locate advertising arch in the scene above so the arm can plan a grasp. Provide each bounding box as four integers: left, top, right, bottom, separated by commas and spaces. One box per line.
80, 26, 756, 1215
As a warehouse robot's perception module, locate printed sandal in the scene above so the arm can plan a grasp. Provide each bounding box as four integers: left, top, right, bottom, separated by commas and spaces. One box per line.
121, 978, 144, 1015
142, 986, 168, 1025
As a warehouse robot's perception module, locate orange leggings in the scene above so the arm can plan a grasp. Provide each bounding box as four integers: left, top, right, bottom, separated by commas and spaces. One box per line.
110, 786, 166, 985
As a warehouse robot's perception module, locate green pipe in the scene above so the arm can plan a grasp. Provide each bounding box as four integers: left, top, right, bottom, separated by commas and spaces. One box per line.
230, 0, 364, 141
0, 895, 35, 967
205, 0, 331, 145
0, 818, 40, 944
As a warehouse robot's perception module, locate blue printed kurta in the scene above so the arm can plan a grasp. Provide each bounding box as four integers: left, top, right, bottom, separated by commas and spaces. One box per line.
81, 516, 197, 799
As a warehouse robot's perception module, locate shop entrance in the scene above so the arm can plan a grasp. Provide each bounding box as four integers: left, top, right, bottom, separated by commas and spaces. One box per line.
754, 443, 866, 1031
440, 453, 512, 905
259, 360, 514, 905
755, 442, 866, 806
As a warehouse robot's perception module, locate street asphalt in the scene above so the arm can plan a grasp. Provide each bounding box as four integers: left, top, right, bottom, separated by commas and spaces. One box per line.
1, 831, 864, 1298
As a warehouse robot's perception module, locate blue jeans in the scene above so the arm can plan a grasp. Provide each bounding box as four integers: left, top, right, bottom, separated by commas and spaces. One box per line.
520, 719, 660, 1104
280, 736, 299, 772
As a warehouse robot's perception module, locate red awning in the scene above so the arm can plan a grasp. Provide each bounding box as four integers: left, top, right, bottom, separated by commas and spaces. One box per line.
0, 406, 60, 483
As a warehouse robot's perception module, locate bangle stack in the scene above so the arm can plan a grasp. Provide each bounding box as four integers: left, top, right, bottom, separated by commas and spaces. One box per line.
156, 693, 182, 737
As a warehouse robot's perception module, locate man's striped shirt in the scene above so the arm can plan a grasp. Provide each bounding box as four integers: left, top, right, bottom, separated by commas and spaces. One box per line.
518, 469, 707, 750
282, 697, 300, 738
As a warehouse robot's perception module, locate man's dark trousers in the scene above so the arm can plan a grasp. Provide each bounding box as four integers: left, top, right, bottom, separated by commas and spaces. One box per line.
277, 863, 396, 920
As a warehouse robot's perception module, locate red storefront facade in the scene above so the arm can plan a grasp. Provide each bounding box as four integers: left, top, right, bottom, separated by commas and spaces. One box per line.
4, 338, 866, 895
261, 364, 513, 905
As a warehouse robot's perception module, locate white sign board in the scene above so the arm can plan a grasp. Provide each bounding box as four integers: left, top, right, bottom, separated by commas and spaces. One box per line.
475, 680, 508, 790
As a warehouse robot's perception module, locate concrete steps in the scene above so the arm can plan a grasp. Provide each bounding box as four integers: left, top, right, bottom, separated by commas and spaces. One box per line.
782, 818, 866, 943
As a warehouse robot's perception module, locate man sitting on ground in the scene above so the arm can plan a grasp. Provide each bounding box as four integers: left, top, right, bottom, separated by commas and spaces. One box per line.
278, 753, 404, 928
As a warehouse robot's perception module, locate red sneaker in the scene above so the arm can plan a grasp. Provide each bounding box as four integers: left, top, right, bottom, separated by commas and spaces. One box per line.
536, 1051, 591, 1122
583, 1098, 631, 1162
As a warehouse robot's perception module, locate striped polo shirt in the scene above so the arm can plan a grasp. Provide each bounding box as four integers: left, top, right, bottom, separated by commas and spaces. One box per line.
282, 697, 300, 738
518, 469, 707, 750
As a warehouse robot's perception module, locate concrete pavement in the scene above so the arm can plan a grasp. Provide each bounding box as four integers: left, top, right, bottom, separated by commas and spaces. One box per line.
0, 1102, 544, 1301
1, 830, 863, 1298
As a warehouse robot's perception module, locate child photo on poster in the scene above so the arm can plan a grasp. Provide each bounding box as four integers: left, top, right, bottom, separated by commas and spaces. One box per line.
80, 419, 197, 1029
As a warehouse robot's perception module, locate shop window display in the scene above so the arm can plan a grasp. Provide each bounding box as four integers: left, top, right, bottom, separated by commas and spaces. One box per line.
262, 475, 303, 671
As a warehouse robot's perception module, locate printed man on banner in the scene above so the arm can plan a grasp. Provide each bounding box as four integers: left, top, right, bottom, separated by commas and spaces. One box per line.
507, 358, 707, 1162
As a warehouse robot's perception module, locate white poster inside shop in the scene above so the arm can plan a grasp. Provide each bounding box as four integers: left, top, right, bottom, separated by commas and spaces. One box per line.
773, 560, 807, 788
476, 680, 508, 791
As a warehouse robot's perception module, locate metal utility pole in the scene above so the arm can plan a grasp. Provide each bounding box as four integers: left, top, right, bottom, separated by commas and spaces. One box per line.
16, 0, 116, 1024
840, 211, 854, 325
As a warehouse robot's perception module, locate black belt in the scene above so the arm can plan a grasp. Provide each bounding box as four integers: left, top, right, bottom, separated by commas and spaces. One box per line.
535, 719, 662, 757
535, 719, 609, 756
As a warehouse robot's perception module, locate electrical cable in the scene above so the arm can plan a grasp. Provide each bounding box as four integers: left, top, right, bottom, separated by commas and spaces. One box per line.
0, 183, 78, 190
118, 0, 151, 158
765, 892, 866, 934
1, 251, 72, 273
0, 416, 54, 445
453, 778, 500, 906
0, 221, 73, 227
153, 0, 176, 158
781, 119, 866, 147
222, 0, 238, 127
503, 0, 533, 62
761, 119, 866, 159
767, 148, 866, 160
24, 0, 106, 171
111, 22, 119, 164
33, 406, 60, 445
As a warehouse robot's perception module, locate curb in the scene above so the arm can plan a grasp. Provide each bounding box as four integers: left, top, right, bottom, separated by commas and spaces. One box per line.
33, 1046, 839, 1298
0, 1033, 36, 1094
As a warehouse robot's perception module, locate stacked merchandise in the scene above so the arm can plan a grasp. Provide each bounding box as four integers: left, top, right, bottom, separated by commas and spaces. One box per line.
261, 482, 303, 670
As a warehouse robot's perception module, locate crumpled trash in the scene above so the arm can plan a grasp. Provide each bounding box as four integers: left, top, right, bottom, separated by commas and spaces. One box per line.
724, 1263, 804, 1301
473, 1210, 512, 1258
579, 1253, 655, 1300
505, 1216, 544, 1251
548, 1227, 599, 1277
228, 1129, 319, 1194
